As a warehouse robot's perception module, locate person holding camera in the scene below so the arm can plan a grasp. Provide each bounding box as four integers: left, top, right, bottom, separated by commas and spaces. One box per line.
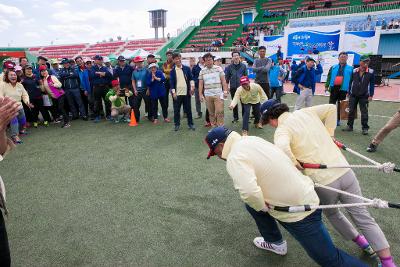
106, 80, 132, 123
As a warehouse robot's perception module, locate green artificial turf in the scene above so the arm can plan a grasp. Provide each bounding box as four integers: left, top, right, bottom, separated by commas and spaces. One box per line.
1, 94, 399, 266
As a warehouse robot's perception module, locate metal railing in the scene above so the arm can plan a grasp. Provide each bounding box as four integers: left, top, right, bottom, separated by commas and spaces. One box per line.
287, 1, 400, 20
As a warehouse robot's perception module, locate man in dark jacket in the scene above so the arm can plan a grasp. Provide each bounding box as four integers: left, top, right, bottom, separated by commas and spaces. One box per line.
225, 51, 247, 123
170, 53, 195, 131
89, 55, 112, 122
343, 57, 374, 135
191, 55, 204, 119
113, 55, 133, 106
59, 59, 87, 120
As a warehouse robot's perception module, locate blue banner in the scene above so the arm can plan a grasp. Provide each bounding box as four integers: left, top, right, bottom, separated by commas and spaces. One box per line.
287, 29, 340, 56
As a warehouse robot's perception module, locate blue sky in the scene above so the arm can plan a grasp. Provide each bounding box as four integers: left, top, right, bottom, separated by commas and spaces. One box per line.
0, 0, 216, 47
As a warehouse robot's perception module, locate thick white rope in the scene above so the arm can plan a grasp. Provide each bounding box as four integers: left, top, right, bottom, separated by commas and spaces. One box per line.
269, 183, 390, 213
344, 147, 381, 166
325, 163, 396, 173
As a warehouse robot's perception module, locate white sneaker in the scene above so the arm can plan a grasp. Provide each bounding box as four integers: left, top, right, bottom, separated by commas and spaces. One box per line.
253, 237, 287, 255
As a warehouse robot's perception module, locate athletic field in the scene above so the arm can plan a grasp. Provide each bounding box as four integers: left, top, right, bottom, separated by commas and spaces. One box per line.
2, 94, 399, 266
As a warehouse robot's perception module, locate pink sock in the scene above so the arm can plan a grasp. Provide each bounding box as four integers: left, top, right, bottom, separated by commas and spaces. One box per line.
352, 235, 369, 248
380, 256, 396, 267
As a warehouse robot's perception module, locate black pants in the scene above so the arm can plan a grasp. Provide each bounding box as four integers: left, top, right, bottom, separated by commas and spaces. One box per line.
347, 95, 369, 130
133, 91, 151, 122
0, 212, 10, 267
53, 95, 69, 124
151, 96, 168, 120
81, 90, 94, 117
242, 103, 260, 131
329, 85, 347, 121
173, 95, 193, 126
230, 88, 240, 121
164, 79, 171, 110
270, 86, 283, 102
31, 98, 51, 122
257, 82, 271, 99
93, 85, 111, 117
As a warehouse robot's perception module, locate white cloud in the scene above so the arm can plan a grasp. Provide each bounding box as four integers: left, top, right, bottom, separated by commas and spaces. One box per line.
19, 18, 36, 26
24, 32, 41, 39
0, 17, 11, 32
51, 1, 69, 9
0, 3, 24, 18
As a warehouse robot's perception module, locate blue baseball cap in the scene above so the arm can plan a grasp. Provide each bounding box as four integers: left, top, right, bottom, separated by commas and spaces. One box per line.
205, 126, 232, 159
260, 99, 280, 123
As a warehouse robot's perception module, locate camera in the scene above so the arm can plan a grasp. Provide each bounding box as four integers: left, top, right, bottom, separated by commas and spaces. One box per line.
118, 89, 126, 97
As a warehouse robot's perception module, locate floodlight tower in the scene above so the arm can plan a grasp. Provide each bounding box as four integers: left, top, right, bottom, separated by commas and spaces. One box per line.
148, 9, 167, 39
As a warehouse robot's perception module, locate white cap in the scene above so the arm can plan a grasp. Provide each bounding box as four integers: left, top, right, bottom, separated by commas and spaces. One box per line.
214, 56, 222, 61
103, 56, 110, 63
148, 63, 158, 69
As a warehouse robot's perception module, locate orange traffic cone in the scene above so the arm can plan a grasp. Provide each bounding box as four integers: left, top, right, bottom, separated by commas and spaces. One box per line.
129, 109, 138, 127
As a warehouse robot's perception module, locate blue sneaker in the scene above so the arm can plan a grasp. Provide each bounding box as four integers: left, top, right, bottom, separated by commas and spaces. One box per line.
94, 116, 101, 123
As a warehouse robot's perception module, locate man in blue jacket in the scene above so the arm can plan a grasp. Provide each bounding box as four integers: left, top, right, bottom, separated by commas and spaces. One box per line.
292, 57, 323, 110
131, 56, 150, 123
343, 56, 374, 135
89, 55, 112, 122
75, 56, 93, 118
59, 58, 87, 120
170, 53, 195, 131
325, 52, 354, 125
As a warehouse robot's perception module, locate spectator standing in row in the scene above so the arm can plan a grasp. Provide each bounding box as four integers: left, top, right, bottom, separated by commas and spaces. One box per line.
132, 56, 150, 123
0, 70, 32, 144
325, 52, 354, 126
162, 51, 174, 111
170, 53, 195, 131
192, 55, 204, 119
51, 59, 61, 80
269, 59, 287, 103
199, 53, 228, 127
225, 51, 247, 123
343, 56, 374, 135
21, 64, 51, 128
89, 55, 112, 122
253, 46, 273, 99
39, 66, 70, 128
147, 63, 169, 124
59, 59, 87, 120
75, 56, 93, 119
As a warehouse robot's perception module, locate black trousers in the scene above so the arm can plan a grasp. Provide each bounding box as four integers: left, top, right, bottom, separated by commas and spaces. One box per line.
93, 85, 111, 117
173, 95, 193, 126
53, 95, 69, 124
0, 212, 11, 267
31, 98, 51, 122
257, 82, 271, 99
133, 91, 151, 122
347, 95, 369, 130
230, 88, 240, 121
329, 85, 347, 121
151, 97, 168, 120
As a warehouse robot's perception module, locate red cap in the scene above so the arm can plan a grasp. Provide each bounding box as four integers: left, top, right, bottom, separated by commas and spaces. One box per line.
111, 80, 120, 87
39, 65, 47, 71
3, 61, 15, 69
133, 56, 144, 63
240, 76, 250, 85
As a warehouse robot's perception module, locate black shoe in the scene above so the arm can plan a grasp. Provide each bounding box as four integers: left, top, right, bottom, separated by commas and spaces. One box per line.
72, 116, 79, 120
362, 129, 369, 135
174, 125, 180, 131
367, 143, 377, 152
82, 116, 88, 121
188, 124, 196, 131
232, 119, 239, 123
342, 126, 353, 132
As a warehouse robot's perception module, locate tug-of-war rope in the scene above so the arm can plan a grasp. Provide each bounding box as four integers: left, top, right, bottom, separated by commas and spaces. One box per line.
268, 139, 400, 213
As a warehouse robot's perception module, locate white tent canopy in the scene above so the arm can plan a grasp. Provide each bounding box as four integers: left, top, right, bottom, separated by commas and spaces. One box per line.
120, 48, 149, 58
